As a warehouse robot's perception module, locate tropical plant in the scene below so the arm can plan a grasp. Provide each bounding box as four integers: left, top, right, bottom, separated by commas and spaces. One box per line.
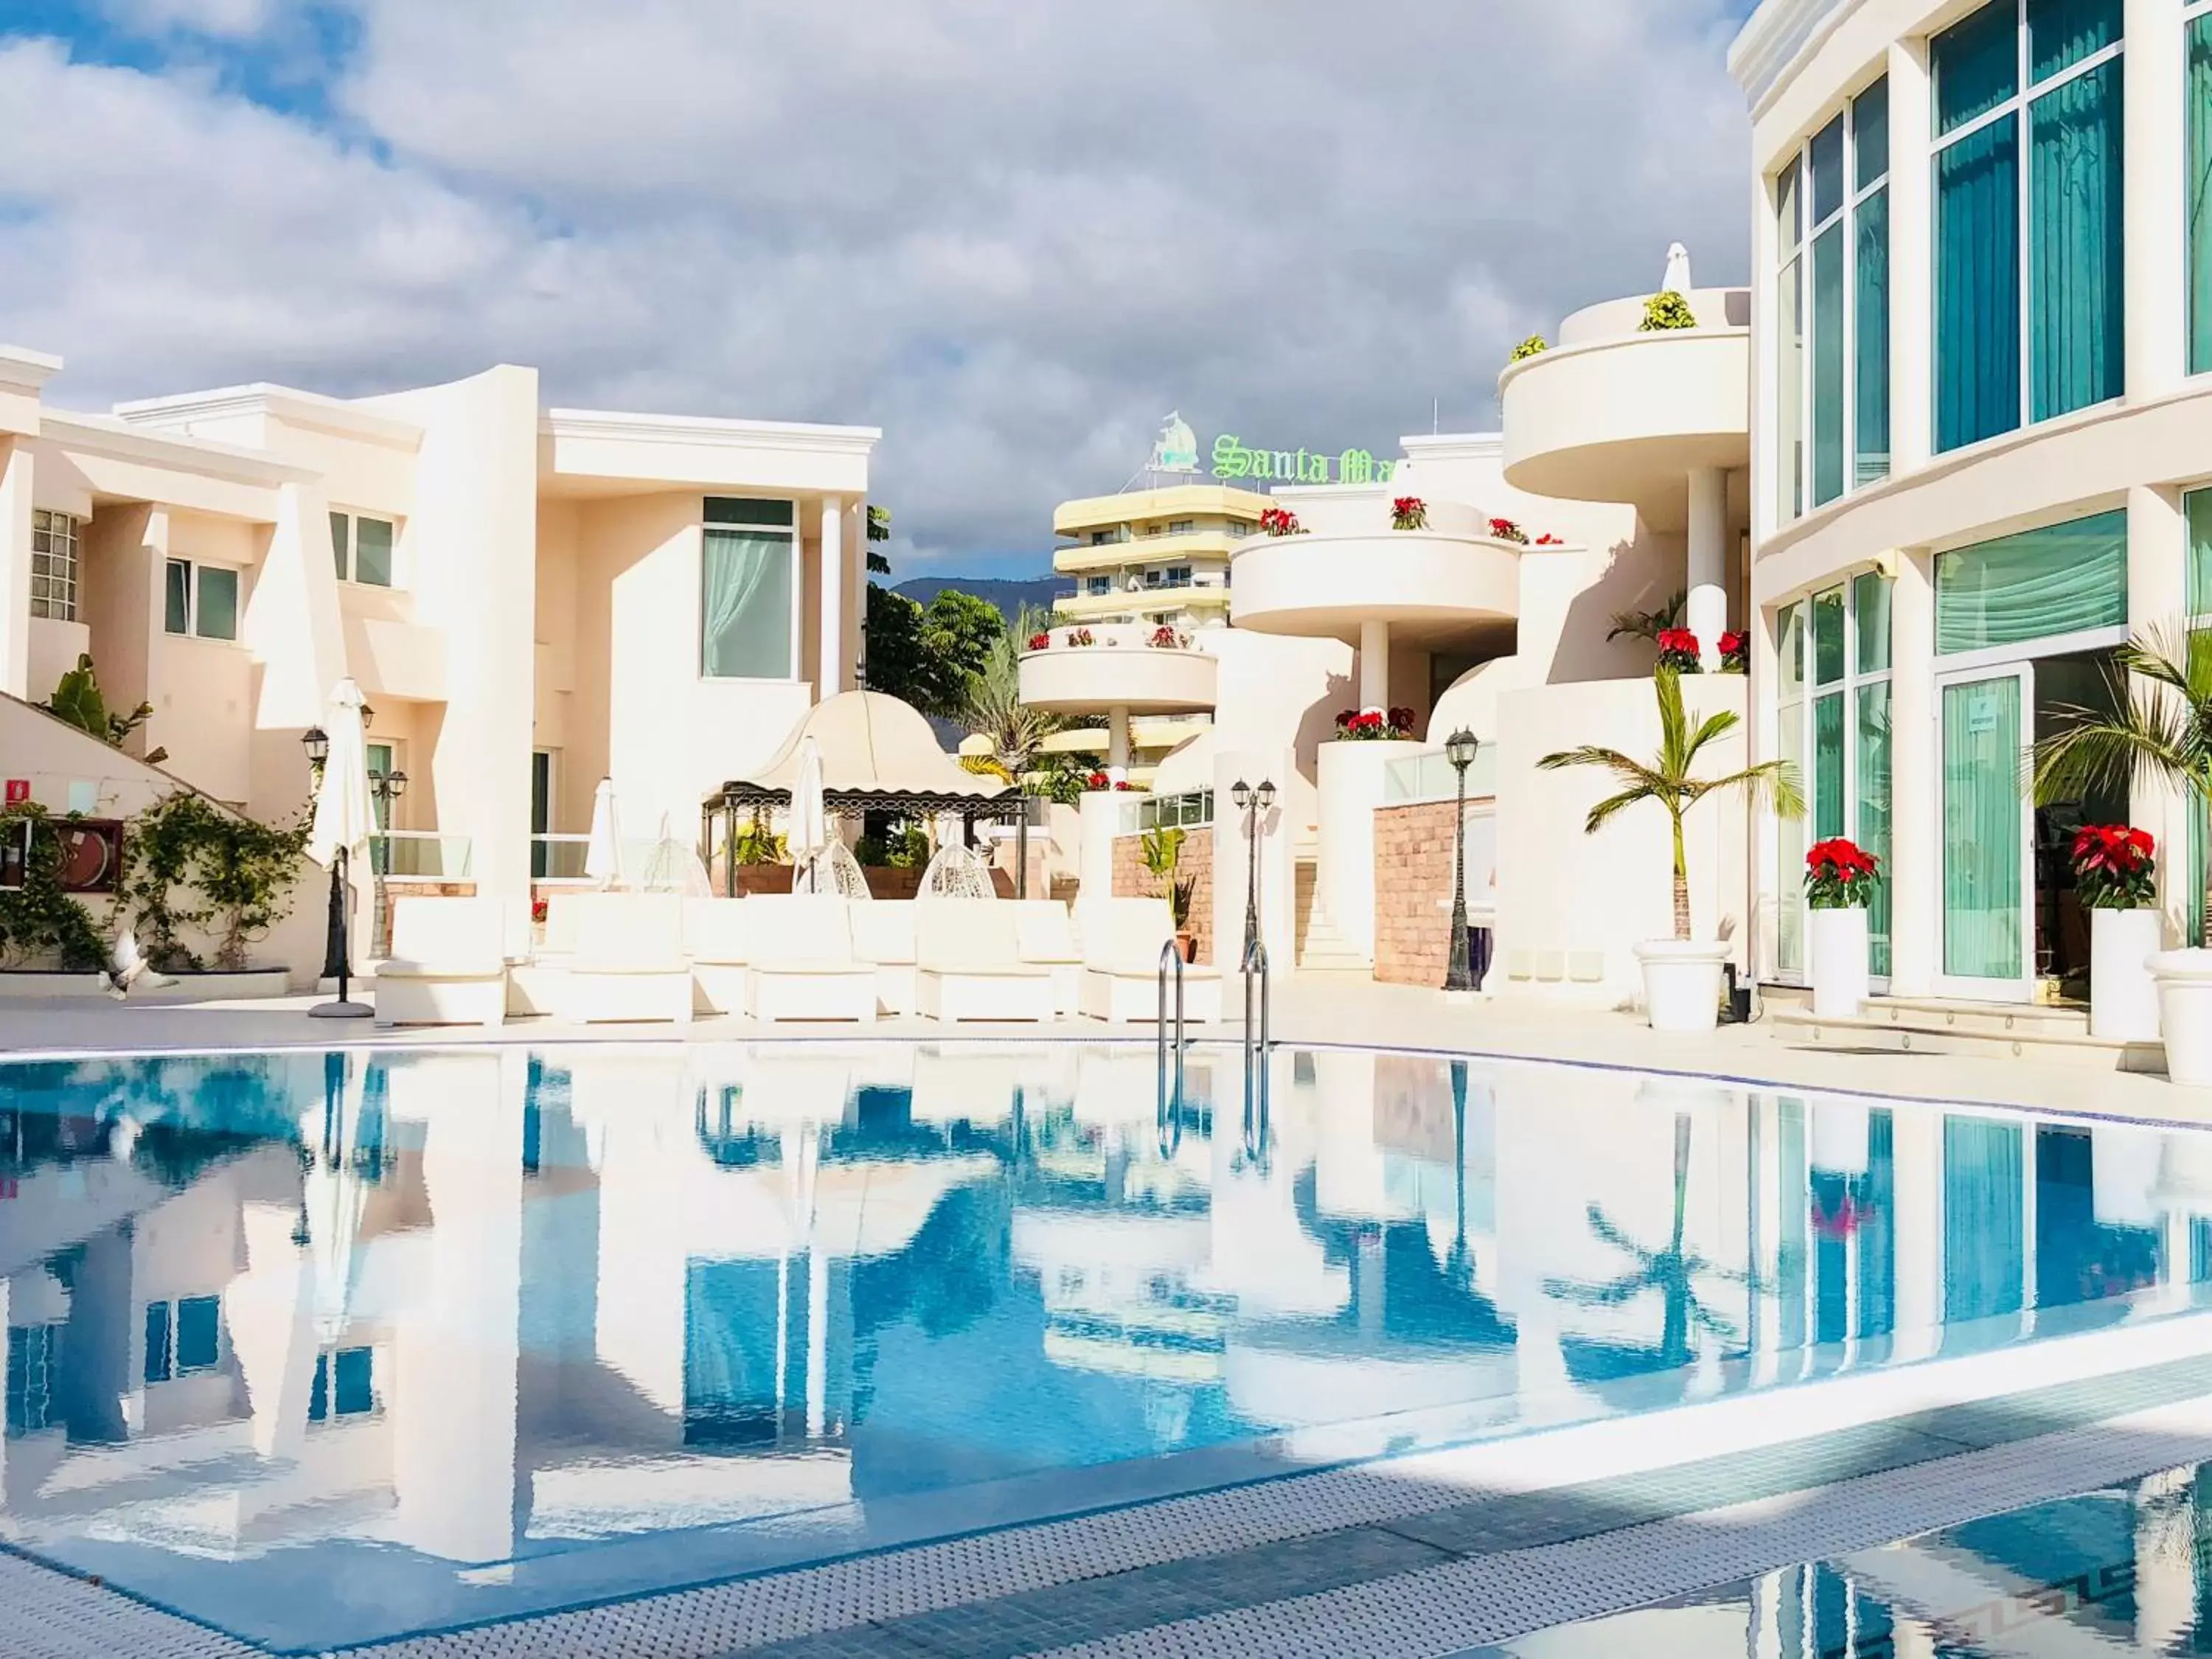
1391, 495, 1428, 531
1140, 826, 1195, 930
1027, 749, 1089, 806
1805, 838, 1879, 910
1334, 706, 1416, 741
1655, 629, 1703, 675
1639, 290, 1699, 331
1259, 505, 1301, 538
1509, 334, 1549, 363
1607, 587, 1688, 644
863, 582, 1005, 718
43, 654, 167, 765
731, 807, 788, 865
2070, 824, 2157, 910
1719, 630, 1749, 674
2031, 626, 2212, 939
866, 503, 892, 575
1540, 669, 1805, 940
965, 606, 1065, 787
1487, 517, 1528, 545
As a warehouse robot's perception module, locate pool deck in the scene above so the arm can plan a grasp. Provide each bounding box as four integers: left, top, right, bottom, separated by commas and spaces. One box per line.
6, 971, 2211, 1658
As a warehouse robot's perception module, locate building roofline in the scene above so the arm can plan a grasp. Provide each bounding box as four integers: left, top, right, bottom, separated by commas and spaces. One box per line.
113, 382, 425, 448
0, 345, 65, 396
1400, 431, 1505, 462
541, 408, 882, 455
41, 410, 319, 487
1728, 0, 1852, 115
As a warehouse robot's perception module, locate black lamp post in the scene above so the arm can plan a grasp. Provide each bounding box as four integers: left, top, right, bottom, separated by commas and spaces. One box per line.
368, 768, 407, 953
1231, 776, 1276, 967
1443, 727, 1480, 993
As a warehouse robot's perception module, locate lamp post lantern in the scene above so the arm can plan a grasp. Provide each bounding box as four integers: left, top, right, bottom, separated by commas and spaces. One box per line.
1231, 776, 1276, 966
367, 768, 408, 955
1443, 727, 1480, 993
303, 726, 368, 1018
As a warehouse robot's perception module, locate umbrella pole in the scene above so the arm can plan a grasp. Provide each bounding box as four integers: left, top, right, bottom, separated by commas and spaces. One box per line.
310, 845, 373, 1020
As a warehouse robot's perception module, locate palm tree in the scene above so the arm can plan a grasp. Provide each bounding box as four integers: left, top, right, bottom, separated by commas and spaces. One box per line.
2031, 624, 2212, 942
1606, 587, 1688, 644
961, 606, 1063, 783
1539, 669, 1805, 939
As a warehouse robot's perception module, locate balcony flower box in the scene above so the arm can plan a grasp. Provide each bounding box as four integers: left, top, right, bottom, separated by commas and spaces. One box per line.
1333, 706, 1415, 742
1390, 496, 1428, 531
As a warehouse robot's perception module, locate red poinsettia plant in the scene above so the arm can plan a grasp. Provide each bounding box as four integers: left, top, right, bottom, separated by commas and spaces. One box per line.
1334, 706, 1416, 741
1148, 625, 1189, 650
1063, 627, 1095, 647
1805, 838, 1880, 909
2071, 824, 2156, 908
531, 897, 549, 925
1027, 630, 1051, 651
1534, 532, 1564, 546
1259, 505, 1302, 538
1655, 628, 1703, 673
1719, 630, 1748, 674
1085, 771, 1111, 791
1391, 495, 1429, 531
1487, 516, 1528, 545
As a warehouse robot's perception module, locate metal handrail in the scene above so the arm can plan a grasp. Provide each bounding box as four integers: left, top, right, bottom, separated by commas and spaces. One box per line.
1157, 940, 1186, 1158
1242, 936, 1270, 1163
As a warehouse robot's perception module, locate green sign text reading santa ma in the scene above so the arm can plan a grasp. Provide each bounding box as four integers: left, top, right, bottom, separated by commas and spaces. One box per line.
1211, 435, 1396, 486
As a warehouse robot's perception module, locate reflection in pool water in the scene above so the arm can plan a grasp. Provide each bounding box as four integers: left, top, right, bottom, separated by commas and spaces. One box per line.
0, 1045, 2206, 1649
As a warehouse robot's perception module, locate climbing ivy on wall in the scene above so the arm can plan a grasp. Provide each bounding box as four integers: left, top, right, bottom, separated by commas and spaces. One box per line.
124, 793, 309, 973
0, 801, 110, 973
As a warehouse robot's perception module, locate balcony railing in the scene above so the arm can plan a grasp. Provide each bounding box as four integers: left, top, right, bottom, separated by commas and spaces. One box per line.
369, 831, 473, 881
532, 832, 592, 883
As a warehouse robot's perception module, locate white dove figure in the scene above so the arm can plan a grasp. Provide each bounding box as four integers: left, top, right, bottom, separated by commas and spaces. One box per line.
107, 928, 176, 1001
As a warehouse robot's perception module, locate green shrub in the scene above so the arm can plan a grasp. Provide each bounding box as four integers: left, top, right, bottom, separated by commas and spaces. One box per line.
1638, 290, 1698, 331
1509, 334, 1549, 362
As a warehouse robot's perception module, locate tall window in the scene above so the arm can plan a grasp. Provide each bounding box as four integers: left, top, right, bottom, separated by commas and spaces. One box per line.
1934, 509, 2126, 653
1773, 77, 1891, 519
1933, 0, 2123, 452
330, 512, 396, 587
700, 498, 796, 680
29, 510, 79, 622
1775, 574, 1894, 975
2190, 4, 2212, 373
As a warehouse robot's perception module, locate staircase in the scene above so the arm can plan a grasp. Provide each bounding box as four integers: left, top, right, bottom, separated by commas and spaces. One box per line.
1297, 903, 1371, 973
1770, 994, 2162, 1071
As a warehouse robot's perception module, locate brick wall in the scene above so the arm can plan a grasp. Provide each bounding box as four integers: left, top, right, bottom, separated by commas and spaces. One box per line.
1112, 830, 1215, 964
1374, 800, 1459, 987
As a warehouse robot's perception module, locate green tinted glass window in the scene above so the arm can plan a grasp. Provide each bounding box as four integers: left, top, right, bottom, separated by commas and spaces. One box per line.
1936, 509, 2126, 652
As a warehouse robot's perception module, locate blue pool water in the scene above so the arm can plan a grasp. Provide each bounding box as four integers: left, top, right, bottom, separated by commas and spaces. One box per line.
0, 1043, 2208, 1649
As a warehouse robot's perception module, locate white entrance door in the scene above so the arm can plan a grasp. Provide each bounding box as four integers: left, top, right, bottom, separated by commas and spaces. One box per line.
1934, 665, 2034, 1001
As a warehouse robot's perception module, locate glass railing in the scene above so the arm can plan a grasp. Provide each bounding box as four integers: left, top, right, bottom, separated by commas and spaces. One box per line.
368, 832, 473, 880
531, 834, 591, 881
1383, 745, 1495, 803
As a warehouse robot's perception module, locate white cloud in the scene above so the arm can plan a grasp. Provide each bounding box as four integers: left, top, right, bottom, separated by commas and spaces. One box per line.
99, 0, 275, 39
0, 1, 1753, 573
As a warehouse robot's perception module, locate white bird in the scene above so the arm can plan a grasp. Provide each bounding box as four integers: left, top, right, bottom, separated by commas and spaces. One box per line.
107, 928, 175, 1001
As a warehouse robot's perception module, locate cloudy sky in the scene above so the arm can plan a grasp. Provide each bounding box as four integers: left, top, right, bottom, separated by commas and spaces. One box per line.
0, 0, 1758, 577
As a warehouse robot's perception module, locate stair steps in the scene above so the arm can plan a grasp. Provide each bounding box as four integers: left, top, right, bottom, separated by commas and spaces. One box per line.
1770, 994, 2162, 1071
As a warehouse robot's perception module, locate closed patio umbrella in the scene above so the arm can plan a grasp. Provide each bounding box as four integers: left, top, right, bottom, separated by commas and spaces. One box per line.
585, 776, 622, 888
790, 737, 827, 893
306, 678, 374, 1018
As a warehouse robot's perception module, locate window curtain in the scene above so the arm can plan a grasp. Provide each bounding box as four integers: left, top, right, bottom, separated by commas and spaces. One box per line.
701, 528, 792, 678
2028, 0, 2119, 83
1778, 256, 1804, 520
1937, 116, 2023, 451
2188, 487, 2212, 616
2191, 16, 2212, 375
1815, 693, 1845, 840
1813, 226, 1846, 507
1854, 188, 1891, 485
1935, 510, 2126, 653
1943, 1117, 2025, 1327
2030, 58, 2124, 420
1942, 677, 2024, 980
1857, 681, 1893, 976
1935, 1, 2019, 134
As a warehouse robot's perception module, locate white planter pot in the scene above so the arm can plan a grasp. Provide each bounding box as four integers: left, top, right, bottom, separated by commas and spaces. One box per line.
2149, 948, 2212, 1087
2089, 908, 2163, 1042
1810, 1099, 1871, 1176
1633, 939, 1729, 1033
1808, 906, 1869, 1020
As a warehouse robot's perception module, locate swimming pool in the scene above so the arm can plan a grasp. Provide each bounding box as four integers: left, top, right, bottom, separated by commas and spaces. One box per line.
1, 1041, 2208, 1650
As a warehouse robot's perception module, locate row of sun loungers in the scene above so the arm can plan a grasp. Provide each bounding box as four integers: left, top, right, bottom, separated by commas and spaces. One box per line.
374, 893, 1222, 1029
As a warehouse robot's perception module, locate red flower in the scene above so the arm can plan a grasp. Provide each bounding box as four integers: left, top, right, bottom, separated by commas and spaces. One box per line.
1657, 629, 1699, 653
1027, 632, 1051, 651
1085, 771, 1110, 790
1113, 780, 1133, 790
531, 897, 549, 924
1719, 631, 1746, 655
1486, 516, 1528, 543
2072, 824, 2157, 907
1806, 838, 1879, 876
1534, 532, 1563, 546
1259, 505, 1301, 537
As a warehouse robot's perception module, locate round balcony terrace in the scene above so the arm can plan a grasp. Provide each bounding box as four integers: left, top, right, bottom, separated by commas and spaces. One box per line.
1019, 623, 1219, 774
1498, 286, 1749, 532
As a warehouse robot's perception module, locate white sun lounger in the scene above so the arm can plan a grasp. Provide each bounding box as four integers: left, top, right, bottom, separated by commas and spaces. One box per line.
684, 898, 751, 1016
916, 898, 1057, 1023
1012, 900, 1082, 1015
848, 900, 918, 1017
569, 893, 694, 1023
376, 897, 509, 1027
745, 894, 878, 1023
1077, 897, 1221, 1024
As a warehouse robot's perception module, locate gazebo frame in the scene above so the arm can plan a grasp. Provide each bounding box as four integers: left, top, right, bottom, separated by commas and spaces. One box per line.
700, 782, 1028, 900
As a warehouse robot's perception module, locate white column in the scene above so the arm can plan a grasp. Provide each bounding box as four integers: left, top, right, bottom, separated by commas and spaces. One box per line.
1106, 705, 1131, 779
1889, 549, 1938, 995
818, 495, 844, 700
0, 438, 32, 700
1357, 618, 1389, 711
2128, 484, 2193, 937
1686, 466, 1729, 668
1888, 38, 1934, 476
2127, 0, 2187, 402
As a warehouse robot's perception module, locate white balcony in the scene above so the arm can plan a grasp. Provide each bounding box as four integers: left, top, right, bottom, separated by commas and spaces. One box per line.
1498, 287, 1749, 530
1018, 627, 1220, 717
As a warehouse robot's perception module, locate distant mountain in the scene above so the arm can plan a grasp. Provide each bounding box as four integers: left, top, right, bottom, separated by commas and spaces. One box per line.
891, 575, 1064, 626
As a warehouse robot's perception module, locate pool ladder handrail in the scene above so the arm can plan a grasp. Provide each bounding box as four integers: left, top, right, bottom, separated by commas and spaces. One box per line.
1156, 939, 1186, 1158
1241, 936, 1270, 1164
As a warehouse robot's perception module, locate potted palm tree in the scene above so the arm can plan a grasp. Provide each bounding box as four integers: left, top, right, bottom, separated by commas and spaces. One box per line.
1540, 669, 1803, 1032
2032, 626, 2212, 1081
1140, 826, 1197, 960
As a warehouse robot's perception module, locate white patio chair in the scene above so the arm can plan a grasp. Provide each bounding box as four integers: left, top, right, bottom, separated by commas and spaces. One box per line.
376, 897, 509, 1028
1012, 899, 1082, 1016
1077, 897, 1222, 1025
745, 894, 877, 1023
684, 897, 750, 1016
849, 900, 919, 1017
569, 892, 694, 1023
916, 898, 1055, 1023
